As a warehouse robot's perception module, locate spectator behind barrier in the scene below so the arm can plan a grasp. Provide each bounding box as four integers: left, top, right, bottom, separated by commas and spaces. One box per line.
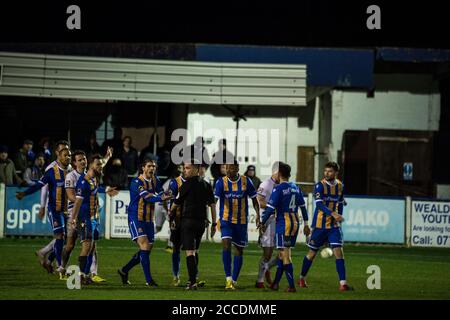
14, 139, 35, 178
244, 164, 262, 190
120, 136, 139, 177
104, 158, 129, 190
0, 145, 26, 186
23, 153, 46, 186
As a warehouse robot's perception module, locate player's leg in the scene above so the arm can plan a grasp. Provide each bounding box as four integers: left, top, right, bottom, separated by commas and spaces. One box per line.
220, 220, 234, 289
194, 248, 206, 287
270, 234, 284, 290
231, 244, 244, 285
76, 217, 94, 284
140, 222, 157, 287
330, 228, 353, 291
49, 211, 65, 274
256, 218, 276, 287
61, 218, 78, 276
170, 227, 182, 286
281, 240, 296, 292
118, 219, 142, 285
298, 228, 326, 287
36, 238, 56, 273
230, 223, 247, 285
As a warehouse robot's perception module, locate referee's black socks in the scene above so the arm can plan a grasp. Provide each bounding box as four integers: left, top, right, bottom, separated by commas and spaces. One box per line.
186, 255, 197, 284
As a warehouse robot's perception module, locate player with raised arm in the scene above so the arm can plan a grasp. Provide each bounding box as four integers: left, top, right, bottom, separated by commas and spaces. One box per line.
33, 140, 70, 274
16, 146, 71, 279
298, 161, 353, 292
117, 159, 170, 287
70, 154, 103, 285
63, 149, 116, 282
215, 160, 260, 290
261, 162, 310, 292
255, 161, 281, 288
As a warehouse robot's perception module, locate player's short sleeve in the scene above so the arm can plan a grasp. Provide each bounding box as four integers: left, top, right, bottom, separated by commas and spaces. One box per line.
214, 178, 223, 199
169, 179, 179, 197
137, 180, 150, 198
314, 182, 324, 202
65, 173, 76, 189
246, 177, 257, 199
75, 179, 89, 199
267, 187, 281, 210
257, 180, 270, 199
39, 169, 52, 186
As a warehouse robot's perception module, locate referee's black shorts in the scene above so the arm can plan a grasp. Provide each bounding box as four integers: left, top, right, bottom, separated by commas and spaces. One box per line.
180, 218, 205, 251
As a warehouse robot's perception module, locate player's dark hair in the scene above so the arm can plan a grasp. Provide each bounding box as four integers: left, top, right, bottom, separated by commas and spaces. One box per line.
325, 161, 340, 172
87, 154, 102, 168
72, 150, 86, 159
278, 162, 291, 179
55, 140, 70, 151
140, 158, 156, 173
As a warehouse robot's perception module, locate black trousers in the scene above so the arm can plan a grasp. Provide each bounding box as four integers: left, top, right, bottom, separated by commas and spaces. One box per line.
180, 218, 205, 251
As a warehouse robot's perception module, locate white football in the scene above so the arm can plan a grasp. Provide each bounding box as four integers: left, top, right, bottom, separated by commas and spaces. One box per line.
320, 247, 333, 258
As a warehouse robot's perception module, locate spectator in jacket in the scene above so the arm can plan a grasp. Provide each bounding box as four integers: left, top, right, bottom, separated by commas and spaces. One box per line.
103, 158, 129, 190
14, 139, 35, 177
0, 145, 25, 186
23, 153, 46, 186
244, 165, 262, 190
120, 136, 139, 176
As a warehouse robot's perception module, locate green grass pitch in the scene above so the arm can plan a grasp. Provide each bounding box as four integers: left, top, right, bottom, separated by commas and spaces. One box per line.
1, 237, 449, 300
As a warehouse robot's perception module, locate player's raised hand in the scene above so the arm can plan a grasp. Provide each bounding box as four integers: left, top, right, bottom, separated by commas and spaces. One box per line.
106, 186, 119, 197
106, 146, 113, 158
15, 192, 26, 200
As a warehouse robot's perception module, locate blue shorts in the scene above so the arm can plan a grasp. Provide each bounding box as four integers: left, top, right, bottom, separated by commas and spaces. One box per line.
78, 217, 93, 242
47, 210, 65, 235
129, 218, 155, 243
92, 219, 100, 241
276, 233, 298, 249
219, 219, 248, 247
307, 227, 343, 251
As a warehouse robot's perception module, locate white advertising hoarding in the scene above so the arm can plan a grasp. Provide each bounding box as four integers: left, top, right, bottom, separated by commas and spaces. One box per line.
411, 200, 450, 248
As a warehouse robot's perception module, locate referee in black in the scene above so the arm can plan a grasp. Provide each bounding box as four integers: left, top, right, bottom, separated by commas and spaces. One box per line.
170, 160, 217, 290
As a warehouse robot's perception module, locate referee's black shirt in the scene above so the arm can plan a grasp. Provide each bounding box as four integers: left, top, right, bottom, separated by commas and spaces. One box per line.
173, 175, 215, 220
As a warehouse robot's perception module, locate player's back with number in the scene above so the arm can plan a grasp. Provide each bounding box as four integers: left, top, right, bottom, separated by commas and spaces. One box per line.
267, 182, 306, 238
